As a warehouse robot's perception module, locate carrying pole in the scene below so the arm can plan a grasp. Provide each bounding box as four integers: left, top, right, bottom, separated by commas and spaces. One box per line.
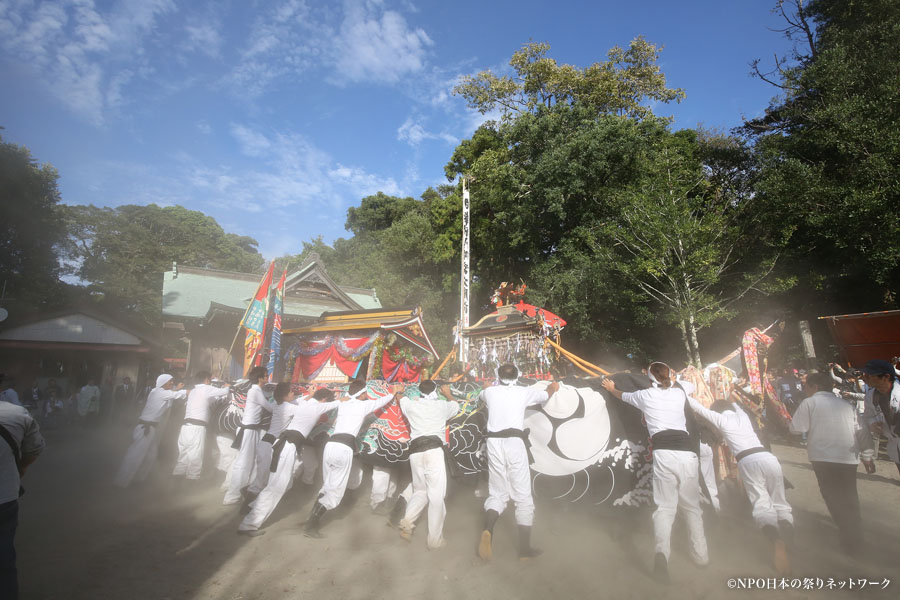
544, 337, 610, 376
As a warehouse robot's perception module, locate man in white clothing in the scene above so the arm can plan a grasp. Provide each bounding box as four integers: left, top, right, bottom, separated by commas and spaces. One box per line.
238, 387, 341, 536
603, 363, 708, 584
1, 397, 44, 599
792, 371, 867, 553
478, 364, 558, 562
224, 367, 272, 505
173, 372, 230, 480
114, 374, 186, 487
396, 380, 459, 549
687, 395, 792, 574
242, 380, 296, 511
303, 380, 398, 538
860, 359, 900, 477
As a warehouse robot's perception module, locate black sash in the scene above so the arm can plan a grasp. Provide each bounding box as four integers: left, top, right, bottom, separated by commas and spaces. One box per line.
138, 419, 158, 436
484, 428, 533, 464
184, 418, 207, 427
261, 433, 276, 444
650, 429, 693, 452
270, 430, 307, 472
409, 435, 444, 455
327, 433, 358, 452
735, 446, 768, 462
231, 423, 266, 449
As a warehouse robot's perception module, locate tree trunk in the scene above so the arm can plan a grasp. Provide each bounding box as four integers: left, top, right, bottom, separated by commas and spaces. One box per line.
680, 320, 694, 366
688, 314, 702, 368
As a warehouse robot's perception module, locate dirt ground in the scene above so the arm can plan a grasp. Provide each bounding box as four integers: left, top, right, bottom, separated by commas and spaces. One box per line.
15, 420, 900, 600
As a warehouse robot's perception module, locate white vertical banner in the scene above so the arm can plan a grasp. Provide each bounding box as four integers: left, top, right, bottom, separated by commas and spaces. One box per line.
459, 177, 471, 363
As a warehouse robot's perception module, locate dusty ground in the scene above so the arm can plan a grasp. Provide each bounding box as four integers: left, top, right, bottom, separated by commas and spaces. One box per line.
15, 421, 900, 600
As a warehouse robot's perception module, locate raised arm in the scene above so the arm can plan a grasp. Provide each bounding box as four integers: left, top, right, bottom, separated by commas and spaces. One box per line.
686, 396, 727, 432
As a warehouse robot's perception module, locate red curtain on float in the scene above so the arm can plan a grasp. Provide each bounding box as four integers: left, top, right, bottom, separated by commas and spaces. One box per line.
381, 348, 422, 382
296, 337, 371, 381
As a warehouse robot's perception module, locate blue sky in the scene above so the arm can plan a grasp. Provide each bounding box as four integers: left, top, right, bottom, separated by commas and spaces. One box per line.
1, 0, 795, 260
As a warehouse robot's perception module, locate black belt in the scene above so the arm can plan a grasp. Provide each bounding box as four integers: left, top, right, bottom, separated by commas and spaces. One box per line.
261, 433, 276, 444
138, 420, 158, 436
270, 430, 307, 472
409, 435, 444, 455
650, 429, 693, 452
327, 433, 358, 452
735, 447, 768, 462
231, 423, 266, 449
484, 428, 533, 464
184, 418, 207, 427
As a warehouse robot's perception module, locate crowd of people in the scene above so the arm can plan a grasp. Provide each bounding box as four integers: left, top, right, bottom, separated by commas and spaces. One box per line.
0, 375, 141, 429
1, 352, 898, 597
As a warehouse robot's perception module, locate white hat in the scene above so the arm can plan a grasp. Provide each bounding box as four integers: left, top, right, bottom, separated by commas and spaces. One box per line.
156, 374, 174, 388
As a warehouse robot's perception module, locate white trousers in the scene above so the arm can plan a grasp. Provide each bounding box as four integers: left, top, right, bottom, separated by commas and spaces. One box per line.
249, 439, 274, 494
484, 437, 534, 526
239, 443, 303, 531
114, 424, 159, 488
738, 452, 793, 529
652, 449, 708, 564
400, 447, 448, 548
223, 428, 261, 504
699, 442, 720, 512
173, 423, 206, 480
370, 465, 398, 509
317, 442, 363, 510
216, 435, 238, 491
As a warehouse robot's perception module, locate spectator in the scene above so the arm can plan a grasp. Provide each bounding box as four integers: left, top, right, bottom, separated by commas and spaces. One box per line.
790, 372, 868, 554
0, 378, 21, 407
776, 369, 801, 413
860, 359, 900, 477
0, 393, 45, 599
76, 380, 100, 425
829, 363, 867, 414
23, 382, 42, 419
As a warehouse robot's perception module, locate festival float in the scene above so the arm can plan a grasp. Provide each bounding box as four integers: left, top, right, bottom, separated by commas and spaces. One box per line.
280, 307, 439, 384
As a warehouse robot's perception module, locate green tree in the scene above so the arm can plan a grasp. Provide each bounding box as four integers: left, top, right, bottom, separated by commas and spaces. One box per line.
0, 132, 67, 309
454, 39, 685, 120
595, 129, 789, 366
746, 0, 900, 311
62, 204, 265, 324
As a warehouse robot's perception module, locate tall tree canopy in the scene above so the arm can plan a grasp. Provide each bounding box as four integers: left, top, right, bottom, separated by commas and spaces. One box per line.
454, 39, 685, 120
62, 204, 265, 324
746, 0, 900, 312
0, 132, 66, 309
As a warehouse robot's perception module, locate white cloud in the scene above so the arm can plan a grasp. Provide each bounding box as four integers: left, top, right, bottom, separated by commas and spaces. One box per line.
330, 0, 432, 85
225, 0, 433, 98
396, 115, 458, 146
184, 19, 222, 59
0, 0, 175, 125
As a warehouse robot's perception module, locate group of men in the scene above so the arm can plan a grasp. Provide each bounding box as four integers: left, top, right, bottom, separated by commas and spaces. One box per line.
108, 355, 900, 583
112, 363, 558, 559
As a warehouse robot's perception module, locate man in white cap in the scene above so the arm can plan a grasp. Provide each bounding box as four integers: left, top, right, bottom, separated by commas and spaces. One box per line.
396, 380, 459, 549
173, 371, 230, 481
237, 386, 341, 536
303, 380, 398, 538
478, 364, 558, 562
224, 367, 271, 504
114, 374, 186, 488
